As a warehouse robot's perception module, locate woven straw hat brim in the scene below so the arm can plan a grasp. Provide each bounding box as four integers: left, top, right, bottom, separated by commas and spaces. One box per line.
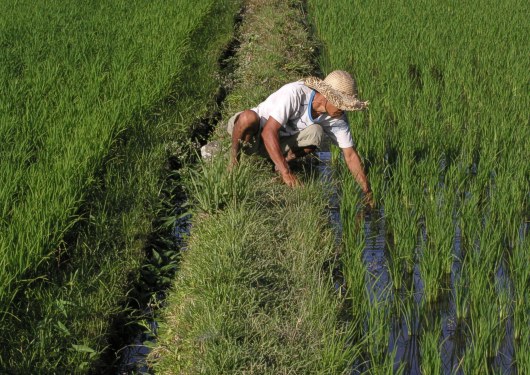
304, 76, 368, 111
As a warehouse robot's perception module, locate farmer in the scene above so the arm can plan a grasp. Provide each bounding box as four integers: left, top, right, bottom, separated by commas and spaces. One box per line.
228, 70, 373, 206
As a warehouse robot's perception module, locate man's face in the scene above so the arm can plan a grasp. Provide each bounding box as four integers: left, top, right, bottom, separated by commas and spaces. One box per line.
325, 100, 344, 118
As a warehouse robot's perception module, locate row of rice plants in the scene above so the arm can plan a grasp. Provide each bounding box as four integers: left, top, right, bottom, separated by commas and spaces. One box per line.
1, 0, 242, 371
0, 0, 216, 322
309, 0, 528, 371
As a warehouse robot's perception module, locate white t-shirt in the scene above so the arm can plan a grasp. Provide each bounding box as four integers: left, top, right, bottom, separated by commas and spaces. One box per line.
251, 81, 354, 148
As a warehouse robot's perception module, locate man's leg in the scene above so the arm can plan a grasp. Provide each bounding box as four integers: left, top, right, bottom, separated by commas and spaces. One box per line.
227, 110, 260, 167
285, 146, 317, 162
281, 124, 323, 162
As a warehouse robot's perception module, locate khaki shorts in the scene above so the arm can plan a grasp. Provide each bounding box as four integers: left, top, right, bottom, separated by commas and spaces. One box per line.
226, 111, 323, 157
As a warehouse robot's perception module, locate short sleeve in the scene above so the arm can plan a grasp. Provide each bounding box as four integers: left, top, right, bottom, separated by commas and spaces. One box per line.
264, 85, 300, 126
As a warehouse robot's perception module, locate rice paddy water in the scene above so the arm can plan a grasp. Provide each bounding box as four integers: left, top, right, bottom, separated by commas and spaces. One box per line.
309, 0, 529, 372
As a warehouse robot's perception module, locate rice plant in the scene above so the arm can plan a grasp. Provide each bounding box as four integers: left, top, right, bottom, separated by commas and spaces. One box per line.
419, 318, 442, 374
308, 0, 529, 369
384, 164, 419, 291
365, 299, 403, 375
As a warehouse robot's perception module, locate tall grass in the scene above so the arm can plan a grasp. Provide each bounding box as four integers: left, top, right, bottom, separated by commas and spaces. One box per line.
0, 0, 222, 314
152, 155, 359, 373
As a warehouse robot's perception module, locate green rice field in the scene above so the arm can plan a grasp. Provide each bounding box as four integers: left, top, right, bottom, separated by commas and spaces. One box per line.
1, 0, 239, 371
1, 0, 210, 309
309, 0, 529, 372
1, 0, 528, 373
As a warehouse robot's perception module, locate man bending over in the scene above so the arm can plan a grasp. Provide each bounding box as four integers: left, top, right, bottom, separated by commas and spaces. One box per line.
227, 70, 373, 206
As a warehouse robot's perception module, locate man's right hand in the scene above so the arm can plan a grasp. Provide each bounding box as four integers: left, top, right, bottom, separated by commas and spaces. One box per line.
362, 190, 375, 209
280, 169, 301, 187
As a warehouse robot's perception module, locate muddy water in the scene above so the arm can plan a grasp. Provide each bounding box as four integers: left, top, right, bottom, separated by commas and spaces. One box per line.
114, 212, 191, 374
115, 319, 157, 374
315, 151, 518, 375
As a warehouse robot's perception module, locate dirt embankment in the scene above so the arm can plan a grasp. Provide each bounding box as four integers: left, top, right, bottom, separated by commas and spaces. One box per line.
149, 0, 356, 373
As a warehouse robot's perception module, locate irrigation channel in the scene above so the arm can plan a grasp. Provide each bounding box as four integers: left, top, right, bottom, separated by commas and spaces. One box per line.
97, 108, 218, 374
112, 208, 190, 374
92, 9, 245, 375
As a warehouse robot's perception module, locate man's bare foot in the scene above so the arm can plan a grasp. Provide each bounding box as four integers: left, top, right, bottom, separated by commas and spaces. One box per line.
228, 157, 238, 172
285, 150, 296, 162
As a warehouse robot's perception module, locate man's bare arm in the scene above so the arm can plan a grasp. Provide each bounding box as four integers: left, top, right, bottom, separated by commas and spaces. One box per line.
261, 116, 300, 187
342, 146, 373, 207
342, 146, 370, 192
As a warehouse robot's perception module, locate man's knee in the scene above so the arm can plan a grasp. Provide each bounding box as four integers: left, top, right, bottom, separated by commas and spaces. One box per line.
227, 110, 259, 135
235, 110, 260, 134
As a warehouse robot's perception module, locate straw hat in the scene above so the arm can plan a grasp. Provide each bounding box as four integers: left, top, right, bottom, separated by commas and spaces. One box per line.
304, 70, 368, 111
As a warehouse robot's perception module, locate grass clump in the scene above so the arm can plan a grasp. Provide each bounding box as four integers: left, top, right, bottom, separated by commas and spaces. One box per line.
186, 151, 256, 214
